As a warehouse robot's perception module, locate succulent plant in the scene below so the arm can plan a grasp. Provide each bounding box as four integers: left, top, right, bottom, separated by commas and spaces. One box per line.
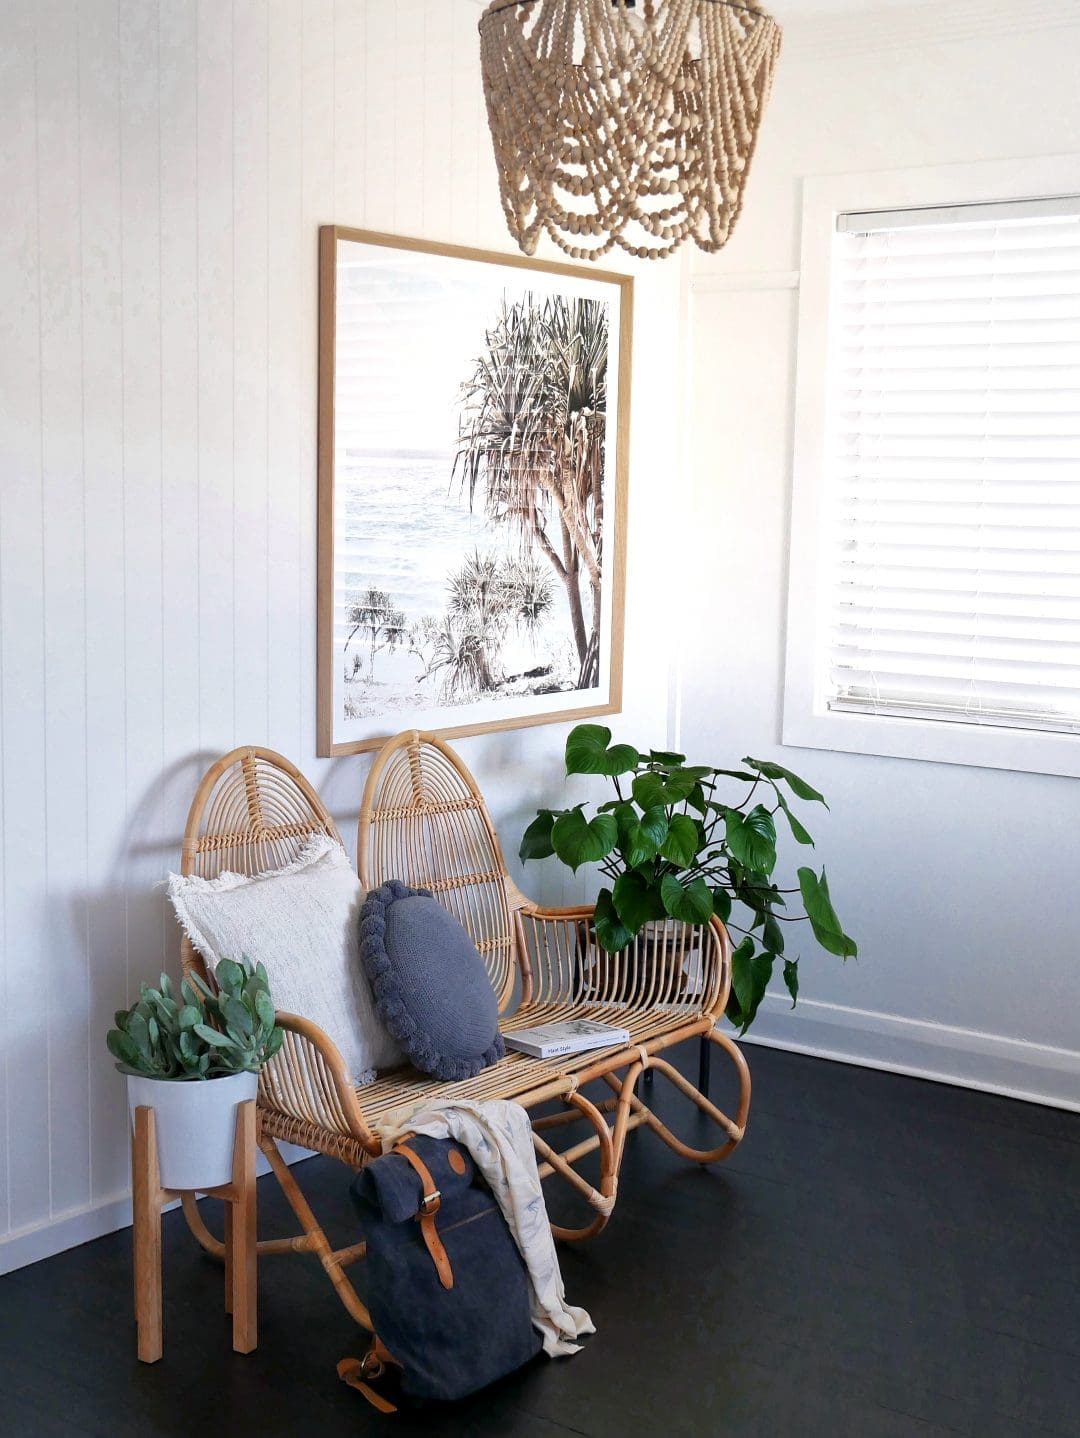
107, 958, 284, 1080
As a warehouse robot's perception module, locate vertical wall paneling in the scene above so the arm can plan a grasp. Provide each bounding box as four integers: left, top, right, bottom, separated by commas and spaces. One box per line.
361, 3, 396, 232
196, 0, 236, 752
80, 0, 129, 1209
0, 0, 682, 1271
119, 0, 167, 1156
299, 1, 334, 771
0, 0, 46, 1239
391, 0, 426, 238
266, 0, 303, 763
420, 3, 454, 236
158, 0, 202, 989
38, 0, 92, 1224
449, 4, 481, 245
232, 0, 270, 745
332, 0, 366, 224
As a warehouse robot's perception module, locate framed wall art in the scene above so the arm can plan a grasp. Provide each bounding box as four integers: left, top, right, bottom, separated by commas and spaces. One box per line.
316, 226, 632, 756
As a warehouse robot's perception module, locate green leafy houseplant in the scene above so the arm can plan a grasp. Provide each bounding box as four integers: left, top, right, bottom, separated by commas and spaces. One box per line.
107, 958, 284, 1080
520, 725, 857, 1032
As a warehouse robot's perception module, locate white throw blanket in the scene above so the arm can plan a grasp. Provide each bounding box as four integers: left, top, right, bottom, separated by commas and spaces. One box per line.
378, 1098, 595, 1357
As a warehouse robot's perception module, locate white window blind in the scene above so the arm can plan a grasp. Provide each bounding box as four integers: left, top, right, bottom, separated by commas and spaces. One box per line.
826, 198, 1080, 734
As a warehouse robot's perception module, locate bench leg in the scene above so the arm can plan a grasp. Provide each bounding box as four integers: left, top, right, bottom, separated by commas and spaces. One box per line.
699, 1032, 711, 1095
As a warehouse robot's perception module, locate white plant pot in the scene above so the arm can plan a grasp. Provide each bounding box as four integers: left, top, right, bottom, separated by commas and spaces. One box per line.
127, 1069, 259, 1191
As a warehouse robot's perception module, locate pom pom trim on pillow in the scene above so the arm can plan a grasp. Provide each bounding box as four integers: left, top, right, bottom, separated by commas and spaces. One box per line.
358, 879, 505, 1082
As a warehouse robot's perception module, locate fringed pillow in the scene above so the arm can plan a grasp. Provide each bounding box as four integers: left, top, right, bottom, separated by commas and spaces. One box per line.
168, 835, 403, 1086
358, 880, 504, 1082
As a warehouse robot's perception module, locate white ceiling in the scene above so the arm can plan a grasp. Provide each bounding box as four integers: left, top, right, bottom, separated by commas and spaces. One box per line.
465, 0, 918, 8
770, 0, 912, 13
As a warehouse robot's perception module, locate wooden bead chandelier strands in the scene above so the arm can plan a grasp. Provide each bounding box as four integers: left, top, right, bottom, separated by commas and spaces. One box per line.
478, 0, 782, 262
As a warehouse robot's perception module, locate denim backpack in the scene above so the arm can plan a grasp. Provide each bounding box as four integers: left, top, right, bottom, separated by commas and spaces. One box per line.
338, 1134, 541, 1411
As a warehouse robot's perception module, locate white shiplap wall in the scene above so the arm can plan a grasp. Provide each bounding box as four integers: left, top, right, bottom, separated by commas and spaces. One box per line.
0, 0, 688, 1271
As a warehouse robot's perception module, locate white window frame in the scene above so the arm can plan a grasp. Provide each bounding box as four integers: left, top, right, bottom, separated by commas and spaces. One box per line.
784, 153, 1080, 779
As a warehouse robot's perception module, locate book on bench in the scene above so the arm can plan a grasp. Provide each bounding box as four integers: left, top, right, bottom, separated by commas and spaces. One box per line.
503, 1018, 632, 1059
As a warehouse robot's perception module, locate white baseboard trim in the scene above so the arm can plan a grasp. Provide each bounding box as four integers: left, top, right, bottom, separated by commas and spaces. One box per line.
0, 1139, 313, 1277
738, 993, 1080, 1113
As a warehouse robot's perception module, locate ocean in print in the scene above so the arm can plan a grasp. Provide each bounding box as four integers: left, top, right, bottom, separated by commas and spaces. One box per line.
336, 452, 583, 721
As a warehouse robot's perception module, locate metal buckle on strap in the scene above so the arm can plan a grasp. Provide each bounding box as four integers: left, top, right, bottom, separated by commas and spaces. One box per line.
418, 1189, 441, 1216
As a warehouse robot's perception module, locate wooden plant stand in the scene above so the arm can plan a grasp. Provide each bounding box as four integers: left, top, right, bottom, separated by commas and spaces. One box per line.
131, 1099, 257, 1363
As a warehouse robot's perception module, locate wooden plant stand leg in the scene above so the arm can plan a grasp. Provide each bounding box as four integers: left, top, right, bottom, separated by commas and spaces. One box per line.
132, 1106, 164, 1364
228, 1100, 258, 1354
131, 1098, 258, 1363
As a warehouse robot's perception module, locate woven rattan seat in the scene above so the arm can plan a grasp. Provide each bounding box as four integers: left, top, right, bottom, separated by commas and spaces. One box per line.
177, 733, 751, 1335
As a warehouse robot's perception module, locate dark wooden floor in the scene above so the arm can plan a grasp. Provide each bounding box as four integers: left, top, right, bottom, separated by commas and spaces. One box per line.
2, 1046, 1078, 1437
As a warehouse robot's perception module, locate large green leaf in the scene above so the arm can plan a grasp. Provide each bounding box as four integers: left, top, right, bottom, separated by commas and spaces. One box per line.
797, 866, 857, 958
660, 813, 700, 868
745, 757, 827, 806
594, 888, 635, 953
712, 888, 732, 922
649, 749, 686, 766
612, 870, 666, 933
686, 782, 709, 816
631, 767, 699, 809
775, 791, 815, 846
730, 938, 774, 1032
519, 809, 557, 861
621, 804, 669, 867
762, 910, 785, 956
783, 960, 799, 1008
724, 805, 777, 874
551, 807, 618, 871
565, 724, 640, 776
631, 772, 668, 810
659, 873, 713, 924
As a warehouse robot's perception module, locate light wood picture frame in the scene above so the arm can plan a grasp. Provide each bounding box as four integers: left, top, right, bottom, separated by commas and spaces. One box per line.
317, 226, 632, 757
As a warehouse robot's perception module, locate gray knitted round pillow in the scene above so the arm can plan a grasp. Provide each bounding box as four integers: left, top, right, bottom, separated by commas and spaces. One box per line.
358, 880, 504, 1082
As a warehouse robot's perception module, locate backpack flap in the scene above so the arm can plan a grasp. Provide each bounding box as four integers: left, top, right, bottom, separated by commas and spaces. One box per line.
355, 1134, 478, 1222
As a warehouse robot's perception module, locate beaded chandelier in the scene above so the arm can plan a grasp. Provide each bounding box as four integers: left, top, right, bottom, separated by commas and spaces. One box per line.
479, 0, 782, 262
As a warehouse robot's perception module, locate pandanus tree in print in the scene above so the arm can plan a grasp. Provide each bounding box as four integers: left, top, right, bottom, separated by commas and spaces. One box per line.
455, 293, 608, 689
426, 551, 553, 700
344, 586, 408, 682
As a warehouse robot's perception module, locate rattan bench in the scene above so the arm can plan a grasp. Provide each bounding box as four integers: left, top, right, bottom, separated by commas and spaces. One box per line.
177, 730, 751, 1334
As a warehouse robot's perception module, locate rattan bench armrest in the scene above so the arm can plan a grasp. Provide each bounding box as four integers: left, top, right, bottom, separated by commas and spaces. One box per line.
514, 902, 732, 1018
259, 1011, 379, 1156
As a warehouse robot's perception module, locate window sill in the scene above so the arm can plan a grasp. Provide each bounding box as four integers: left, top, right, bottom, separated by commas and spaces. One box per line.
781, 703, 1080, 779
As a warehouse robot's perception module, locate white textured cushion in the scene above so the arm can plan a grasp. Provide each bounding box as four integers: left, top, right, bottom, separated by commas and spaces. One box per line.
167, 834, 402, 1084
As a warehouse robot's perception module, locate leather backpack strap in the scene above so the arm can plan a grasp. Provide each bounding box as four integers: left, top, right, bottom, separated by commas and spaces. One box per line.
392, 1140, 455, 1291
338, 1337, 400, 1414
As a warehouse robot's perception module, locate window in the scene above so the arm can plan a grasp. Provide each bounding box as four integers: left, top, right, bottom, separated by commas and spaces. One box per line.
785, 160, 1080, 777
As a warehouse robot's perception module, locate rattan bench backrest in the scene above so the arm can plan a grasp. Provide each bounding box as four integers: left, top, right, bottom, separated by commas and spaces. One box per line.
178, 745, 340, 987
358, 731, 518, 1013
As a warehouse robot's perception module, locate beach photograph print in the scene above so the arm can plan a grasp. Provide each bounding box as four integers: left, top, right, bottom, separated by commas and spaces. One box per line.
317, 229, 631, 755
